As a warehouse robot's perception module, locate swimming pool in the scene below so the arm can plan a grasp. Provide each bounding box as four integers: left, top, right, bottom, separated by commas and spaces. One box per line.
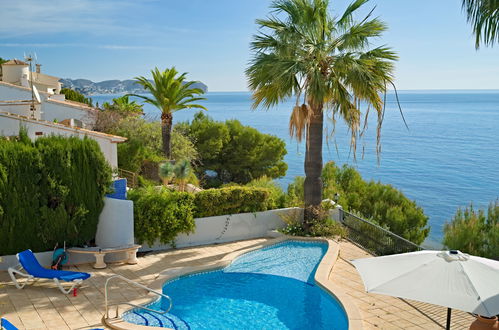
124, 240, 349, 329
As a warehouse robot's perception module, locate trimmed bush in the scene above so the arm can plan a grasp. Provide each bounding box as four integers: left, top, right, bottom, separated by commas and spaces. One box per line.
129, 187, 195, 246
194, 186, 274, 218
0, 134, 112, 255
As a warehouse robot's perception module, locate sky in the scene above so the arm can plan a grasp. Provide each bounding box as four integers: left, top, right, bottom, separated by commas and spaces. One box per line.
0, 0, 498, 91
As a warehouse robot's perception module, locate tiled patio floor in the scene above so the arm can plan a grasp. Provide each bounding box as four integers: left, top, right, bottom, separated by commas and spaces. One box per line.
0, 238, 475, 329
332, 240, 475, 329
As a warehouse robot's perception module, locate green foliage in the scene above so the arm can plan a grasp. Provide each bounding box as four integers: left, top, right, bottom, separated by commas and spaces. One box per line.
109, 117, 197, 174
179, 112, 287, 186
245, 176, 287, 209
102, 95, 143, 116
278, 207, 347, 238
158, 162, 175, 182
128, 187, 195, 246
286, 176, 305, 207
287, 162, 429, 244
309, 218, 348, 239
443, 201, 499, 258
247, 0, 397, 156
0, 135, 111, 255
194, 186, 275, 218
61, 88, 93, 107
462, 0, 499, 48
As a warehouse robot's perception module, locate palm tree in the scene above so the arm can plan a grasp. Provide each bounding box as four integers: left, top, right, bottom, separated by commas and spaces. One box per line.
173, 159, 192, 192
131, 68, 207, 159
246, 0, 397, 227
102, 95, 143, 116
159, 162, 175, 185
462, 0, 499, 48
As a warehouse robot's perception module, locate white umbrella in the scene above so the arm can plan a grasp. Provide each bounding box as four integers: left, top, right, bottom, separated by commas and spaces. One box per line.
351, 250, 499, 329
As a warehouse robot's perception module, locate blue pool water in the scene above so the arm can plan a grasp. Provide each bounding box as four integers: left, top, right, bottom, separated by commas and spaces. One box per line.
123, 241, 348, 329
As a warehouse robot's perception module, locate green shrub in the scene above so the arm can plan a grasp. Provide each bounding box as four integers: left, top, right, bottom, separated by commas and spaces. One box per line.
129, 187, 195, 246
61, 88, 93, 107
443, 201, 499, 258
287, 161, 429, 244
111, 118, 198, 177
0, 134, 111, 255
194, 186, 274, 218
245, 176, 287, 208
178, 112, 287, 186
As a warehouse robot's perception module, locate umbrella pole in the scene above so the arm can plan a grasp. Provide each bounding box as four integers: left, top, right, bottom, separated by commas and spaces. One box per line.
446, 308, 451, 330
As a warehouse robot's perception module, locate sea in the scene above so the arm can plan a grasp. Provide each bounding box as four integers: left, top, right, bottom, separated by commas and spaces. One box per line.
92, 91, 499, 247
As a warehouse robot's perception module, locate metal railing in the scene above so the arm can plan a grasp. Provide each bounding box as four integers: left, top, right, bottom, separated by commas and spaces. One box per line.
339, 209, 423, 256
117, 168, 138, 188
104, 275, 172, 320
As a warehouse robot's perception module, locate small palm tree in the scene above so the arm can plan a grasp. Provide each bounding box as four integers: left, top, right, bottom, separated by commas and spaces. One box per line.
131, 68, 207, 159
247, 0, 397, 227
103, 95, 143, 116
462, 0, 499, 48
173, 159, 192, 192
158, 162, 175, 185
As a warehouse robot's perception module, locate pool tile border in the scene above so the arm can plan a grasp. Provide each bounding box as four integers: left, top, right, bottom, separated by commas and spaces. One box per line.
104, 236, 363, 330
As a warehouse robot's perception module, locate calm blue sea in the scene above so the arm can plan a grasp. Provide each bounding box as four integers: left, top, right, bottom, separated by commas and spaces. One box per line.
93, 91, 499, 245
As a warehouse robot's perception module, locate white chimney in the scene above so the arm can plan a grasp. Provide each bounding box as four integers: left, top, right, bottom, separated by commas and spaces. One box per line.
35, 64, 41, 73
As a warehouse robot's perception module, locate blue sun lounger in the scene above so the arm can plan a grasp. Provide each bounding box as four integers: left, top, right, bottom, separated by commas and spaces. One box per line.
8, 249, 90, 294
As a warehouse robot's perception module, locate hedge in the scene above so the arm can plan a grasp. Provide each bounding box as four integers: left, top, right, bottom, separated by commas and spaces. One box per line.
128, 187, 195, 246
0, 133, 112, 255
128, 186, 277, 245
194, 186, 274, 218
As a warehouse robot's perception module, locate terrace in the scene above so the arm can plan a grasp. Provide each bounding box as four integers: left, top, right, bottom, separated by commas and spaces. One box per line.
0, 237, 474, 329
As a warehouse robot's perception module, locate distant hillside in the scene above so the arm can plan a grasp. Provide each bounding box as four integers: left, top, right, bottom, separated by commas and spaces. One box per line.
60, 78, 208, 95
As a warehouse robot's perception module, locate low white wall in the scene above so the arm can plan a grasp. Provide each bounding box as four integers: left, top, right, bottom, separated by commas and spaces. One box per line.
142, 207, 301, 251
0, 206, 298, 270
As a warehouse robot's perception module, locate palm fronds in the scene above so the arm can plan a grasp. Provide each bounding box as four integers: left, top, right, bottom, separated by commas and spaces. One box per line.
463, 0, 499, 48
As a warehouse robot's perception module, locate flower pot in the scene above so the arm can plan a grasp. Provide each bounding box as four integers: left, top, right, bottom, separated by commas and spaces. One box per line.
470, 315, 499, 330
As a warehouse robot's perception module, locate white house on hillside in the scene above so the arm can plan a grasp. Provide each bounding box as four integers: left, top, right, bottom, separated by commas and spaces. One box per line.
0, 58, 125, 168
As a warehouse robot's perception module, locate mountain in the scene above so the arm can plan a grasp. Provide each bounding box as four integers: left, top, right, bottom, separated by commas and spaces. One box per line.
60, 78, 208, 95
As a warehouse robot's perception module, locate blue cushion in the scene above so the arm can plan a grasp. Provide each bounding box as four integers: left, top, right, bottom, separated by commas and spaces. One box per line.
106, 179, 127, 200
1, 318, 19, 330
17, 250, 90, 281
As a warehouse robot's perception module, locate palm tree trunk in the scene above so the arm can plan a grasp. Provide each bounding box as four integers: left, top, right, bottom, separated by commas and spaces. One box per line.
161, 112, 173, 159
303, 104, 324, 230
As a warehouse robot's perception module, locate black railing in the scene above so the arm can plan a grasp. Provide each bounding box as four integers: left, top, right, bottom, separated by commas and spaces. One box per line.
339, 209, 423, 256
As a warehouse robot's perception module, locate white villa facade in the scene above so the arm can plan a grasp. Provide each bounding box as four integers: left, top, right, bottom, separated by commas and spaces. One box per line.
0, 59, 125, 168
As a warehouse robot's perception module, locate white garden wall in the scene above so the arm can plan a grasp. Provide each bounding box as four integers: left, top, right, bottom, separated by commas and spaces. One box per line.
0, 206, 300, 270
141, 207, 302, 251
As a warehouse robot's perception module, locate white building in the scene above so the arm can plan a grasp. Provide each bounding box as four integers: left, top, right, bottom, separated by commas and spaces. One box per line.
0, 58, 125, 167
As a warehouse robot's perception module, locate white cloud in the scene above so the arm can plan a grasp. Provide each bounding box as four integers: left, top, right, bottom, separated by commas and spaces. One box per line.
0, 0, 184, 38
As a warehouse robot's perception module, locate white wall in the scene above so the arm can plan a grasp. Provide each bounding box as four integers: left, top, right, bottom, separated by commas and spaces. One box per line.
96, 198, 134, 248
0, 114, 119, 167
1, 65, 28, 85
42, 101, 96, 128
0, 82, 35, 101
0, 103, 41, 119
142, 207, 300, 251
